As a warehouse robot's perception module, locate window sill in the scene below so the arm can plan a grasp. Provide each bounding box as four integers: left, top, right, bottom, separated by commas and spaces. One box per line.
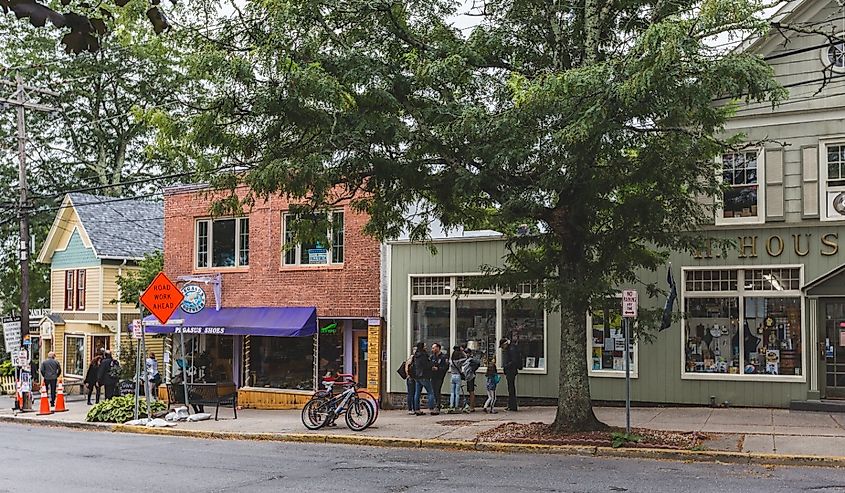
589, 370, 639, 379
280, 264, 345, 272
681, 372, 805, 383
714, 215, 764, 226
193, 267, 250, 274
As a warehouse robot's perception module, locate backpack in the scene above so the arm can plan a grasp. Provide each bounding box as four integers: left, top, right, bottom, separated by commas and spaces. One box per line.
108, 360, 121, 379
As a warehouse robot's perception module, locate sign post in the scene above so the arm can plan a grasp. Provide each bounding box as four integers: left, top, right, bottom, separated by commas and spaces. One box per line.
139, 272, 185, 418
621, 289, 638, 435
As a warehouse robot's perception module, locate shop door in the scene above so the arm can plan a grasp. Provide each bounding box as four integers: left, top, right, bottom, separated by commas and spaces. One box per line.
825, 302, 845, 398
91, 336, 110, 360
353, 332, 368, 388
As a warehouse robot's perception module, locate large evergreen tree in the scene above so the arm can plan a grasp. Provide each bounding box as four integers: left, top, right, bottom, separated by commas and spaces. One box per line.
161, 0, 786, 430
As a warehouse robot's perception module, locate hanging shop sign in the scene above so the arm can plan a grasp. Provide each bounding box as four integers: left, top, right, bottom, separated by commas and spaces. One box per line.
366, 320, 381, 394
180, 285, 207, 314
140, 272, 185, 325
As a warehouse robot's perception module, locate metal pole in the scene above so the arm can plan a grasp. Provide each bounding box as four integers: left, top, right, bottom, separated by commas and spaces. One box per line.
624, 317, 631, 434
133, 336, 141, 421
180, 331, 190, 413
141, 325, 151, 419
16, 73, 30, 412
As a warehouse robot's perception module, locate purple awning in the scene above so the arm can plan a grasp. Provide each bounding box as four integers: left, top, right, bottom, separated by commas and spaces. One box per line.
143, 307, 317, 337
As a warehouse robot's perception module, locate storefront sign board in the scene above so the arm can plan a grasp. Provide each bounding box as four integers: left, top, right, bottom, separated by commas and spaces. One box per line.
2, 317, 21, 354
622, 290, 638, 318
308, 248, 328, 264
140, 272, 185, 324
366, 321, 381, 395
180, 285, 207, 314
20, 369, 31, 393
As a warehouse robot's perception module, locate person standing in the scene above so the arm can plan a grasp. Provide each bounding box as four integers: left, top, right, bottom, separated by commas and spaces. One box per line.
85, 354, 102, 405
448, 346, 467, 412
483, 362, 500, 413
500, 338, 522, 411
412, 342, 436, 415
39, 352, 61, 407
97, 350, 120, 399
403, 347, 417, 415
429, 343, 448, 412
145, 352, 161, 401
462, 348, 481, 412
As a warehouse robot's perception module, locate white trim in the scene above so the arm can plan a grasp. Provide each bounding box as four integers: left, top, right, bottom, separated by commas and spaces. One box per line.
820, 35, 845, 74
586, 296, 640, 379
680, 265, 807, 383
818, 137, 845, 222
726, 107, 845, 130
385, 244, 393, 394
714, 149, 765, 226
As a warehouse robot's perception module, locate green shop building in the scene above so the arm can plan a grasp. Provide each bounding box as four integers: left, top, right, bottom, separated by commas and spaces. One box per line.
385, 0, 845, 408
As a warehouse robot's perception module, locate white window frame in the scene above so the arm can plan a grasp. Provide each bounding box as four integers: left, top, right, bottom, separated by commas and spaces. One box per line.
64, 334, 86, 378
586, 296, 639, 379
715, 149, 765, 226
819, 137, 845, 222
281, 211, 345, 266
680, 265, 806, 383
194, 217, 249, 269
407, 273, 548, 374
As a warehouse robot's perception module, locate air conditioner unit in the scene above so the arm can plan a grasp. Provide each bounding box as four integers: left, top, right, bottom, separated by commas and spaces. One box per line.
826, 190, 845, 219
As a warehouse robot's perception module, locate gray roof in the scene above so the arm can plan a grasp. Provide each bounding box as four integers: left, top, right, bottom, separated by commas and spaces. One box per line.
68, 193, 163, 259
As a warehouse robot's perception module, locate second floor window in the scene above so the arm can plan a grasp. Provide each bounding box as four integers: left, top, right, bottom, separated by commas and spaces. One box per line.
196, 217, 250, 268
64, 269, 86, 311
717, 150, 763, 224
76, 270, 86, 311
283, 211, 344, 266
64, 271, 74, 311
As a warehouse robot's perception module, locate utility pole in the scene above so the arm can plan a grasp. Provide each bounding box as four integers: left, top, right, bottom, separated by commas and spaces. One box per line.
1, 70, 59, 411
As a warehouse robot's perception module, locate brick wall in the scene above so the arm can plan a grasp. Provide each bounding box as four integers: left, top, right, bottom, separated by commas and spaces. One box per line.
164, 186, 381, 318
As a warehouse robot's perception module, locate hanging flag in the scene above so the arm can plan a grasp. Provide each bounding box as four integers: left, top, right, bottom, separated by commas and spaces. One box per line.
660, 264, 677, 331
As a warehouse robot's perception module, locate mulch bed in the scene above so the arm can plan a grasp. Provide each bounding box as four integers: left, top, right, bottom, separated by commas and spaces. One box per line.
477, 422, 707, 450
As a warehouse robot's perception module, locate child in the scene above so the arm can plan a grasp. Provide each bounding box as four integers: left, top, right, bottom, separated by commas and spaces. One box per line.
483, 362, 500, 414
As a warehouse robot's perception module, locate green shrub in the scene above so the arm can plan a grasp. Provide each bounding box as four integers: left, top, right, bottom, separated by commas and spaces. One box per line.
85, 395, 166, 423
0, 360, 14, 377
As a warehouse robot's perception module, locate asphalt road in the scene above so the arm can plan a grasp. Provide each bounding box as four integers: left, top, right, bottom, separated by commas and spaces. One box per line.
1, 424, 845, 493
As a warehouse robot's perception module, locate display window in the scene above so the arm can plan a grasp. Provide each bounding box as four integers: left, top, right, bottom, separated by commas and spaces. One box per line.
318, 320, 344, 378
587, 299, 637, 377
409, 275, 546, 372
64, 335, 85, 377
682, 267, 803, 380
249, 336, 314, 390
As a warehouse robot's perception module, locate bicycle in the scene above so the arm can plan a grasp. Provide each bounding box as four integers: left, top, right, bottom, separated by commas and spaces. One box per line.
301, 376, 376, 431
310, 374, 379, 422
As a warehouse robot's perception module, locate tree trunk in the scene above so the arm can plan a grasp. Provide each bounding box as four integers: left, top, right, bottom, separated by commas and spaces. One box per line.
550, 303, 608, 432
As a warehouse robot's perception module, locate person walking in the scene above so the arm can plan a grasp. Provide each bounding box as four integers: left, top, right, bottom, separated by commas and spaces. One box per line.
97, 350, 120, 399
412, 342, 436, 415
429, 343, 448, 412
85, 354, 102, 405
39, 352, 61, 407
483, 362, 500, 414
462, 348, 481, 412
500, 338, 522, 411
448, 346, 467, 412
145, 352, 161, 401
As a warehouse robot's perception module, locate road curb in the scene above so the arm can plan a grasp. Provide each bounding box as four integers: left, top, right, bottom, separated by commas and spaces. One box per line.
4, 416, 845, 467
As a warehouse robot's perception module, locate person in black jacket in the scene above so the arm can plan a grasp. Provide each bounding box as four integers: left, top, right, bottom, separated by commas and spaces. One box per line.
97, 350, 120, 400
85, 355, 102, 405
429, 343, 448, 413
412, 342, 436, 415
500, 338, 521, 411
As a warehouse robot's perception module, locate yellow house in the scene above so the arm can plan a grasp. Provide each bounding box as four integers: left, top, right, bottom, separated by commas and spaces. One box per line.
36, 193, 163, 390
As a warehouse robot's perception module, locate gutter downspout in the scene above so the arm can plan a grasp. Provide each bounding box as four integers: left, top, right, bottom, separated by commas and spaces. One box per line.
116, 259, 127, 356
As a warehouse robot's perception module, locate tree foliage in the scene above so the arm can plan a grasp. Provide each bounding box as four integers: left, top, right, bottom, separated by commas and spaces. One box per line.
163, 0, 786, 430
114, 250, 164, 308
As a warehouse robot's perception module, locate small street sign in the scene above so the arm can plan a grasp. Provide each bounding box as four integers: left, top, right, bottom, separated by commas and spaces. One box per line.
2, 317, 22, 354
12, 349, 28, 367
622, 289, 638, 318
131, 319, 143, 339
140, 272, 185, 325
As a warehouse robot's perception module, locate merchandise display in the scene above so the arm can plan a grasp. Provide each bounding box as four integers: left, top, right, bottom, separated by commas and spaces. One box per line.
590, 302, 634, 372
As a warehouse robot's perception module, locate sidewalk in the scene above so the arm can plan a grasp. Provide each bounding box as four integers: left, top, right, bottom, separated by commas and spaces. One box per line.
3, 394, 845, 460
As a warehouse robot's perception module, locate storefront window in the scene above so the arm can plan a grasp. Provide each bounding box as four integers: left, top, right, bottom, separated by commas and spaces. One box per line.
65, 335, 84, 377
683, 268, 803, 378
589, 300, 635, 373
457, 300, 497, 366
318, 321, 344, 378
249, 336, 314, 390
409, 275, 546, 371
684, 297, 740, 374
412, 300, 450, 348
504, 298, 545, 369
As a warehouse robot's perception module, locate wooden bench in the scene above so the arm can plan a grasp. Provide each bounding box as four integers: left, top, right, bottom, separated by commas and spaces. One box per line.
167, 382, 238, 421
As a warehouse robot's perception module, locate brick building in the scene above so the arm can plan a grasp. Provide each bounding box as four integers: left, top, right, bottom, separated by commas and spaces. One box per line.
148, 185, 384, 408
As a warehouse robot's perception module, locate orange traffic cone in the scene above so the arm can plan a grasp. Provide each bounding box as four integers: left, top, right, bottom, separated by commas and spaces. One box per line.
36, 381, 53, 416
54, 378, 68, 412
14, 378, 21, 411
